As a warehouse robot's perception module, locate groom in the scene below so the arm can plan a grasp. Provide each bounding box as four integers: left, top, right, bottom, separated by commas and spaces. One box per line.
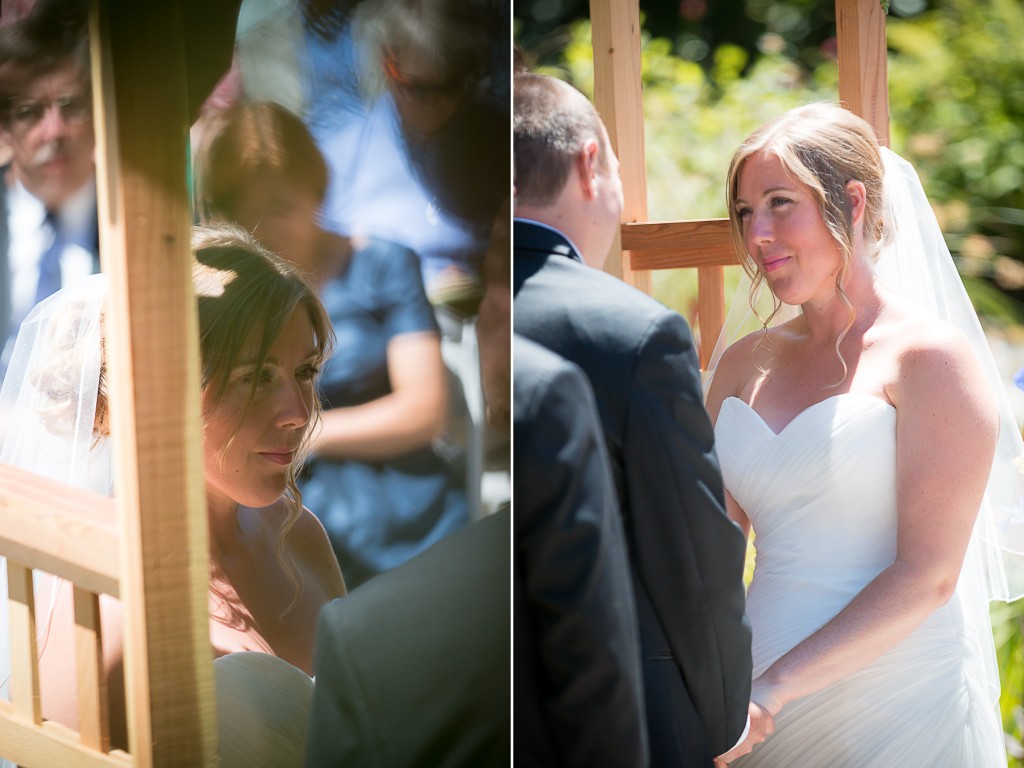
513, 72, 753, 766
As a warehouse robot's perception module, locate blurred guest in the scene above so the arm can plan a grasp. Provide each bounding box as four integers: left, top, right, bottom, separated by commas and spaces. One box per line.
195, 100, 467, 588
0, 1, 98, 378
303, 0, 508, 313
1, 0, 240, 382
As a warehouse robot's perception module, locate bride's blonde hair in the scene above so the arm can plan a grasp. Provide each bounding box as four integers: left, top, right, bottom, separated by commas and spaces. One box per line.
725, 103, 889, 381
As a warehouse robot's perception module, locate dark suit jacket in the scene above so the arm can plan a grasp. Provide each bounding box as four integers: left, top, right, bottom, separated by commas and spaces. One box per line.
513, 219, 751, 764
306, 509, 510, 767
513, 335, 647, 767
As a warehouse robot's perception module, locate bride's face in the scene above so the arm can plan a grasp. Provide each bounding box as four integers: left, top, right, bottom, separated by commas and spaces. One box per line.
201, 306, 319, 516
735, 151, 844, 307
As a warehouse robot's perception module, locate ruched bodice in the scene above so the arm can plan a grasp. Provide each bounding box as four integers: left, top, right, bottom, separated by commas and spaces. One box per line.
718, 393, 897, 676
715, 393, 1005, 767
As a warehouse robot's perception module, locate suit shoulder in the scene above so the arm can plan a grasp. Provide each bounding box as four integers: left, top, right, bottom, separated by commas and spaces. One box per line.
519, 255, 683, 325
513, 336, 595, 426
513, 336, 584, 392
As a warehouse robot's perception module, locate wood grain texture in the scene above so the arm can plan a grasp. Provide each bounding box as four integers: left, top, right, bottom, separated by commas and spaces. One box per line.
6, 562, 41, 724
622, 220, 736, 368
0, 707, 131, 768
590, 0, 651, 292
837, 0, 891, 146
0, 465, 119, 596
621, 220, 737, 270
75, 586, 111, 752
697, 265, 726, 370
90, 1, 216, 764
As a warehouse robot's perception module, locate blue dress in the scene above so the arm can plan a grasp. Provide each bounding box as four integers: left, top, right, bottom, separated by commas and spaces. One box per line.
299, 238, 467, 588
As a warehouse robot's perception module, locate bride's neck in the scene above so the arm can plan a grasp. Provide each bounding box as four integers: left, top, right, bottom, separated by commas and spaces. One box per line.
799, 261, 882, 345
207, 496, 243, 557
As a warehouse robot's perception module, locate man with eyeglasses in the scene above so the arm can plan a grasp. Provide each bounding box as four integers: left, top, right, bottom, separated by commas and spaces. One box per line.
0, 4, 98, 379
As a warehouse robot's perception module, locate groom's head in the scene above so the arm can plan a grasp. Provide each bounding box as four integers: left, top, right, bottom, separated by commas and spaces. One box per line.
513, 73, 623, 268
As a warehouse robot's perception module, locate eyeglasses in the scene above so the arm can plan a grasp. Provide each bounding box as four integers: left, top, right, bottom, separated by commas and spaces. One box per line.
9, 94, 91, 130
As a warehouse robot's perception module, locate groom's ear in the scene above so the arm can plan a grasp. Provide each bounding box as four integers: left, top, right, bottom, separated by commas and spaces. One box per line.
575, 138, 602, 201
844, 180, 867, 227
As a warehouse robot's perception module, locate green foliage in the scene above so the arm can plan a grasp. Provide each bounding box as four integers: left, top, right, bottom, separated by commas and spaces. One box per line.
885, 0, 1024, 329
992, 599, 1024, 763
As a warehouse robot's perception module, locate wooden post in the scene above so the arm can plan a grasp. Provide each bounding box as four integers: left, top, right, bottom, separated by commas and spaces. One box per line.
89, 1, 216, 764
74, 587, 111, 752
836, 0, 890, 146
6, 563, 41, 724
696, 265, 726, 369
589, 0, 651, 293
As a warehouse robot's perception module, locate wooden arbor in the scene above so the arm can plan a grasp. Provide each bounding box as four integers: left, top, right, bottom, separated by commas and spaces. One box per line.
589, 0, 891, 368
0, 1, 216, 765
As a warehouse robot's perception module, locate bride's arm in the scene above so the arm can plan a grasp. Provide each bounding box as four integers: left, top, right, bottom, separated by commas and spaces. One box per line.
750, 327, 997, 717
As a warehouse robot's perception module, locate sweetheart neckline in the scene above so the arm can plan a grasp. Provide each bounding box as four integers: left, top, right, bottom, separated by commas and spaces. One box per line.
721, 392, 895, 437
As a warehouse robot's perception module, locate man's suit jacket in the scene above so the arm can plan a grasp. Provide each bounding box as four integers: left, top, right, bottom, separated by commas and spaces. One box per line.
513, 219, 751, 765
513, 335, 647, 767
306, 509, 510, 768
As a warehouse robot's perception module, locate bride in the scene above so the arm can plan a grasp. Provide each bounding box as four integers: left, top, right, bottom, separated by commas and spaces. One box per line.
0, 224, 346, 762
706, 103, 1017, 766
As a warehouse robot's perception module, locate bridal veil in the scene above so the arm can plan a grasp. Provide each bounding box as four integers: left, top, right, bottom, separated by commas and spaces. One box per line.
0, 273, 110, 765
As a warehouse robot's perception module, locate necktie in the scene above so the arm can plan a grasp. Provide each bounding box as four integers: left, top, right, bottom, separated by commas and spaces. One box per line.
35, 211, 63, 306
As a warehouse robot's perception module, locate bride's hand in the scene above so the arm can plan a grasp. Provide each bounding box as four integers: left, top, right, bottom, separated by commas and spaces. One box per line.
750, 675, 786, 718
714, 700, 775, 765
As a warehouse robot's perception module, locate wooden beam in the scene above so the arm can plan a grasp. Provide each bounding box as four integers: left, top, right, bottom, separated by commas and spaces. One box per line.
589, 0, 651, 292
697, 266, 726, 370
90, 1, 216, 764
0, 465, 120, 596
0, 707, 131, 768
619, 219, 735, 368
836, 0, 890, 146
621, 219, 736, 270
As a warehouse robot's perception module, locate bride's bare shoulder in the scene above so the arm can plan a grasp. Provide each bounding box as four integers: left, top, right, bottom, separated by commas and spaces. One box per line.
874, 301, 987, 407
877, 300, 972, 357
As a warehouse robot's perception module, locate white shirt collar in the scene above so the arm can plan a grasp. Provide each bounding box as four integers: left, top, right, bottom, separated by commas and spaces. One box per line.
8, 174, 97, 244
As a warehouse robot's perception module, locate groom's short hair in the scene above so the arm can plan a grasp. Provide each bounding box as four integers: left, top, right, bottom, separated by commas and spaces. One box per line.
514, 73, 610, 208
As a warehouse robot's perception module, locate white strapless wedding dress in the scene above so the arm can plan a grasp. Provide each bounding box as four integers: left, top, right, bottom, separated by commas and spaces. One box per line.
715, 393, 1006, 767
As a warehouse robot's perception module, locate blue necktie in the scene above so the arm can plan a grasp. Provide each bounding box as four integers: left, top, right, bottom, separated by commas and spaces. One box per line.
35, 211, 63, 306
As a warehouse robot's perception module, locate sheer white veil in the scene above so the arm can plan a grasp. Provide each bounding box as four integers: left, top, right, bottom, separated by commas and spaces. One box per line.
873, 149, 1024, 713
0, 273, 112, 740
875, 149, 1024, 604
706, 147, 1024, 603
